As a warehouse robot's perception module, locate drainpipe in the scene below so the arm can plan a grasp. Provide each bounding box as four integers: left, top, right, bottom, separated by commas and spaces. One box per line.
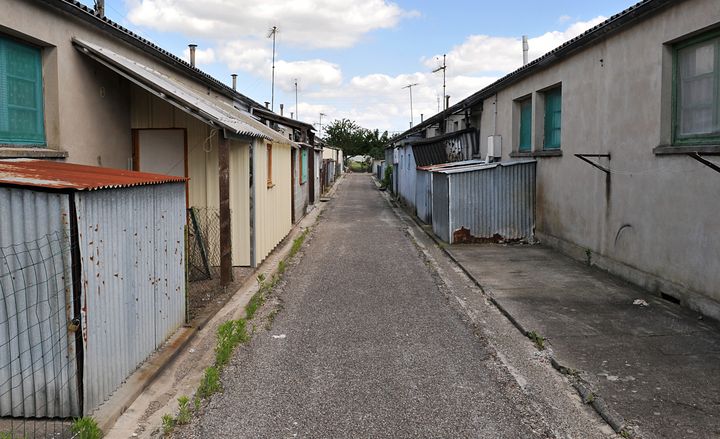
231, 74, 237, 91
249, 140, 256, 267
522, 35, 529, 65
188, 44, 197, 67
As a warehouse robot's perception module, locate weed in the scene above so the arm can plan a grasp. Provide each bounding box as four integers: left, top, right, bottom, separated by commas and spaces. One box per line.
620, 429, 631, 438
382, 165, 393, 188
161, 414, 175, 436
215, 319, 249, 366
71, 417, 103, 439
176, 395, 192, 425
245, 290, 265, 320
278, 259, 287, 274
256, 273, 266, 284
290, 229, 308, 257
197, 366, 222, 398
585, 248, 592, 265
0, 434, 24, 439
527, 331, 546, 350
265, 308, 280, 329
193, 396, 201, 412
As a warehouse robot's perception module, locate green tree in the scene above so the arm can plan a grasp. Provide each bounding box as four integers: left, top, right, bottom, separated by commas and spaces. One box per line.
323, 119, 389, 159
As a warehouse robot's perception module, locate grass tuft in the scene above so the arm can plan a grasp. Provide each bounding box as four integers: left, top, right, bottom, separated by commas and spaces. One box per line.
527, 330, 546, 350
197, 366, 222, 399
71, 417, 103, 439
215, 319, 249, 367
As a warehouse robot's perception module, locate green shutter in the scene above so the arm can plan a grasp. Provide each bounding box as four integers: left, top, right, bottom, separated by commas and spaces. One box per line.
544, 88, 561, 150
519, 99, 532, 152
0, 36, 45, 145
301, 149, 308, 183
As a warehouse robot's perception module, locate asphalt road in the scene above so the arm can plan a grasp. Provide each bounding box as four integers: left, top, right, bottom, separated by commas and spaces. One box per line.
178, 174, 600, 438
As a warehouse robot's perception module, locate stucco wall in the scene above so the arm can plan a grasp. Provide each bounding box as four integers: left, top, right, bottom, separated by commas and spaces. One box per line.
0, 0, 237, 168
476, 0, 720, 316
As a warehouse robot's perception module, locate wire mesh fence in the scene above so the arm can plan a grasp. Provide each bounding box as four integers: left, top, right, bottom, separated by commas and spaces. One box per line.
187, 207, 223, 282
0, 232, 80, 438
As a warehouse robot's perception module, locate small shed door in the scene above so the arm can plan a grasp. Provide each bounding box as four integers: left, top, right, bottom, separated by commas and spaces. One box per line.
133, 129, 187, 177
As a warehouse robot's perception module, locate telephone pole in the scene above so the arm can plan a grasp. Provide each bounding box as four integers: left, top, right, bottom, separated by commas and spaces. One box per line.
402, 82, 419, 128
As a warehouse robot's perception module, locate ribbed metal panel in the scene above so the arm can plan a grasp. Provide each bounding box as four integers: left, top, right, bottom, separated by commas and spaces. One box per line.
439, 161, 536, 243
432, 173, 450, 242
75, 183, 186, 414
415, 170, 432, 224
397, 145, 417, 211
0, 188, 79, 417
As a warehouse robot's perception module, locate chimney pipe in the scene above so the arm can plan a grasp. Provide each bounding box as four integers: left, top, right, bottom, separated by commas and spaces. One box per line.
291, 112, 294, 119
231, 74, 237, 91
188, 44, 197, 67
420, 113, 424, 123
265, 101, 270, 109
95, 0, 105, 17
445, 95, 450, 109
522, 35, 529, 66
280, 104, 284, 117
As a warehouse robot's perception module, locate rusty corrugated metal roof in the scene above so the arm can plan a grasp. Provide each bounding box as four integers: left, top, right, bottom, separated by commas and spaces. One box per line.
0, 159, 187, 191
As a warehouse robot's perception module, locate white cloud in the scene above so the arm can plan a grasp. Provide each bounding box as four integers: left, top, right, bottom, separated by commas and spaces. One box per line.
423, 16, 607, 75
181, 46, 215, 65
127, 0, 415, 49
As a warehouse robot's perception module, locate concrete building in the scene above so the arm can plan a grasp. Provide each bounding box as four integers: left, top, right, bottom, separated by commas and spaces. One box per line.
390, 0, 720, 319
0, 0, 306, 271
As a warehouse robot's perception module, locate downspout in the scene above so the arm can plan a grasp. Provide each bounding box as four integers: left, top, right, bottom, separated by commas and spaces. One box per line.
249, 139, 256, 267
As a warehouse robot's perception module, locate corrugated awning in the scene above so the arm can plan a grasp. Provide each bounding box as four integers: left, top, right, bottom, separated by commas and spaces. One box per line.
0, 159, 187, 191
72, 38, 289, 144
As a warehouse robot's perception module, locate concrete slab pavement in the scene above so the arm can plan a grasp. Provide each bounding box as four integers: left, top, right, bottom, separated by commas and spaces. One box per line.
445, 244, 720, 438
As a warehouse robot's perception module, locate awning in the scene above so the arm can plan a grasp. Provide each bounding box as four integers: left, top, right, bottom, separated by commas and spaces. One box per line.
73, 38, 289, 144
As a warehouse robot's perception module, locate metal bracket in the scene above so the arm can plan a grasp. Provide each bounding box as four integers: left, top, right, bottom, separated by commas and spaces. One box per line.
574, 153, 611, 174
687, 152, 720, 174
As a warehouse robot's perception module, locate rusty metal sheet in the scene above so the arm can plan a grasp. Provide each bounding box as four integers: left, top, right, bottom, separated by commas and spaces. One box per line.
0, 159, 187, 191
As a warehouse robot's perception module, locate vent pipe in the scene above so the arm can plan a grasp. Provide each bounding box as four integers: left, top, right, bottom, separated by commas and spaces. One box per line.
420, 114, 424, 123
291, 112, 294, 119
231, 74, 237, 91
522, 35, 529, 66
280, 104, 284, 117
265, 101, 270, 109
188, 44, 197, 67
445, 95, 450, 109
94, 0, 105, 17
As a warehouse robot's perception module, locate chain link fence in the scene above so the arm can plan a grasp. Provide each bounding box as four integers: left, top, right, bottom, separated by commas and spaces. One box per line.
187, 207, 222, 282
0, 232, 79, 438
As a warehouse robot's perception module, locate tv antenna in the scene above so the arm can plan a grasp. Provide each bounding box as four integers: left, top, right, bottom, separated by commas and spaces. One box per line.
402, 82, 419, 128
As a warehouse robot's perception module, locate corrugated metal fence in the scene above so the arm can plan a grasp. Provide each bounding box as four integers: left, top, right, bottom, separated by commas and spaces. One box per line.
432, 160, 536, 243
76, 183, 186, 413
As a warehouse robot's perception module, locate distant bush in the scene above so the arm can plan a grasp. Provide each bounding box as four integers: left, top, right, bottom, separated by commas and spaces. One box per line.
349, 161, 369, 172
382, 165, 393, 188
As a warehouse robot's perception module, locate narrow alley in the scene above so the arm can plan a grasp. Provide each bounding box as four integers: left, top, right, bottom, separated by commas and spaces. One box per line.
176, 174, 611, 438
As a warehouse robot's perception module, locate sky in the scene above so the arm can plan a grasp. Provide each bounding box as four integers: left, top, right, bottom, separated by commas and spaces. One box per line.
84, 0, 638, 136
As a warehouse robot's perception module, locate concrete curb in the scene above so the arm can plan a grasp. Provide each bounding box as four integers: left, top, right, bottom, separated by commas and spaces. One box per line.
97, 176, 343, 434
375, 179, 633, 438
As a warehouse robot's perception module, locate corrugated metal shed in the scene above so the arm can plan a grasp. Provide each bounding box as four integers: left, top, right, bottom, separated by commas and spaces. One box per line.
0, 161, 186, 417
411, 128, 477, 167
415, 160, 485, 225
0, 159, 186, 190
73, 38, 290, 144
432, 160, 536, 244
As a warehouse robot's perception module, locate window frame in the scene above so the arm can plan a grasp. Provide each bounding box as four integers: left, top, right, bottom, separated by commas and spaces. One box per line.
543, 87, 562, 150
672, 28, 720, 146
0, 34, 46, 146
266, 143, 273, 187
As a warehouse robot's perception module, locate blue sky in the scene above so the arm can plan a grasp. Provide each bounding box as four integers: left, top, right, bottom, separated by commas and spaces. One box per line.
82, 0, 637, 135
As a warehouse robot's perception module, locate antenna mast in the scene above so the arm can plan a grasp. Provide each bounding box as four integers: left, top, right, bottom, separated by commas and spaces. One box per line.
267, 26, 278, 111
432, 54, 447, 110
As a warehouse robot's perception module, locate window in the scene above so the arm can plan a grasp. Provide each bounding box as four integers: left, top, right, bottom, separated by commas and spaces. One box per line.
543, 87, 561, 150
674, 31, 720, 144
0, 36, 45, 145
518, 98, 532, 152
300, 148, 308, 183
266, 143, 273, 187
